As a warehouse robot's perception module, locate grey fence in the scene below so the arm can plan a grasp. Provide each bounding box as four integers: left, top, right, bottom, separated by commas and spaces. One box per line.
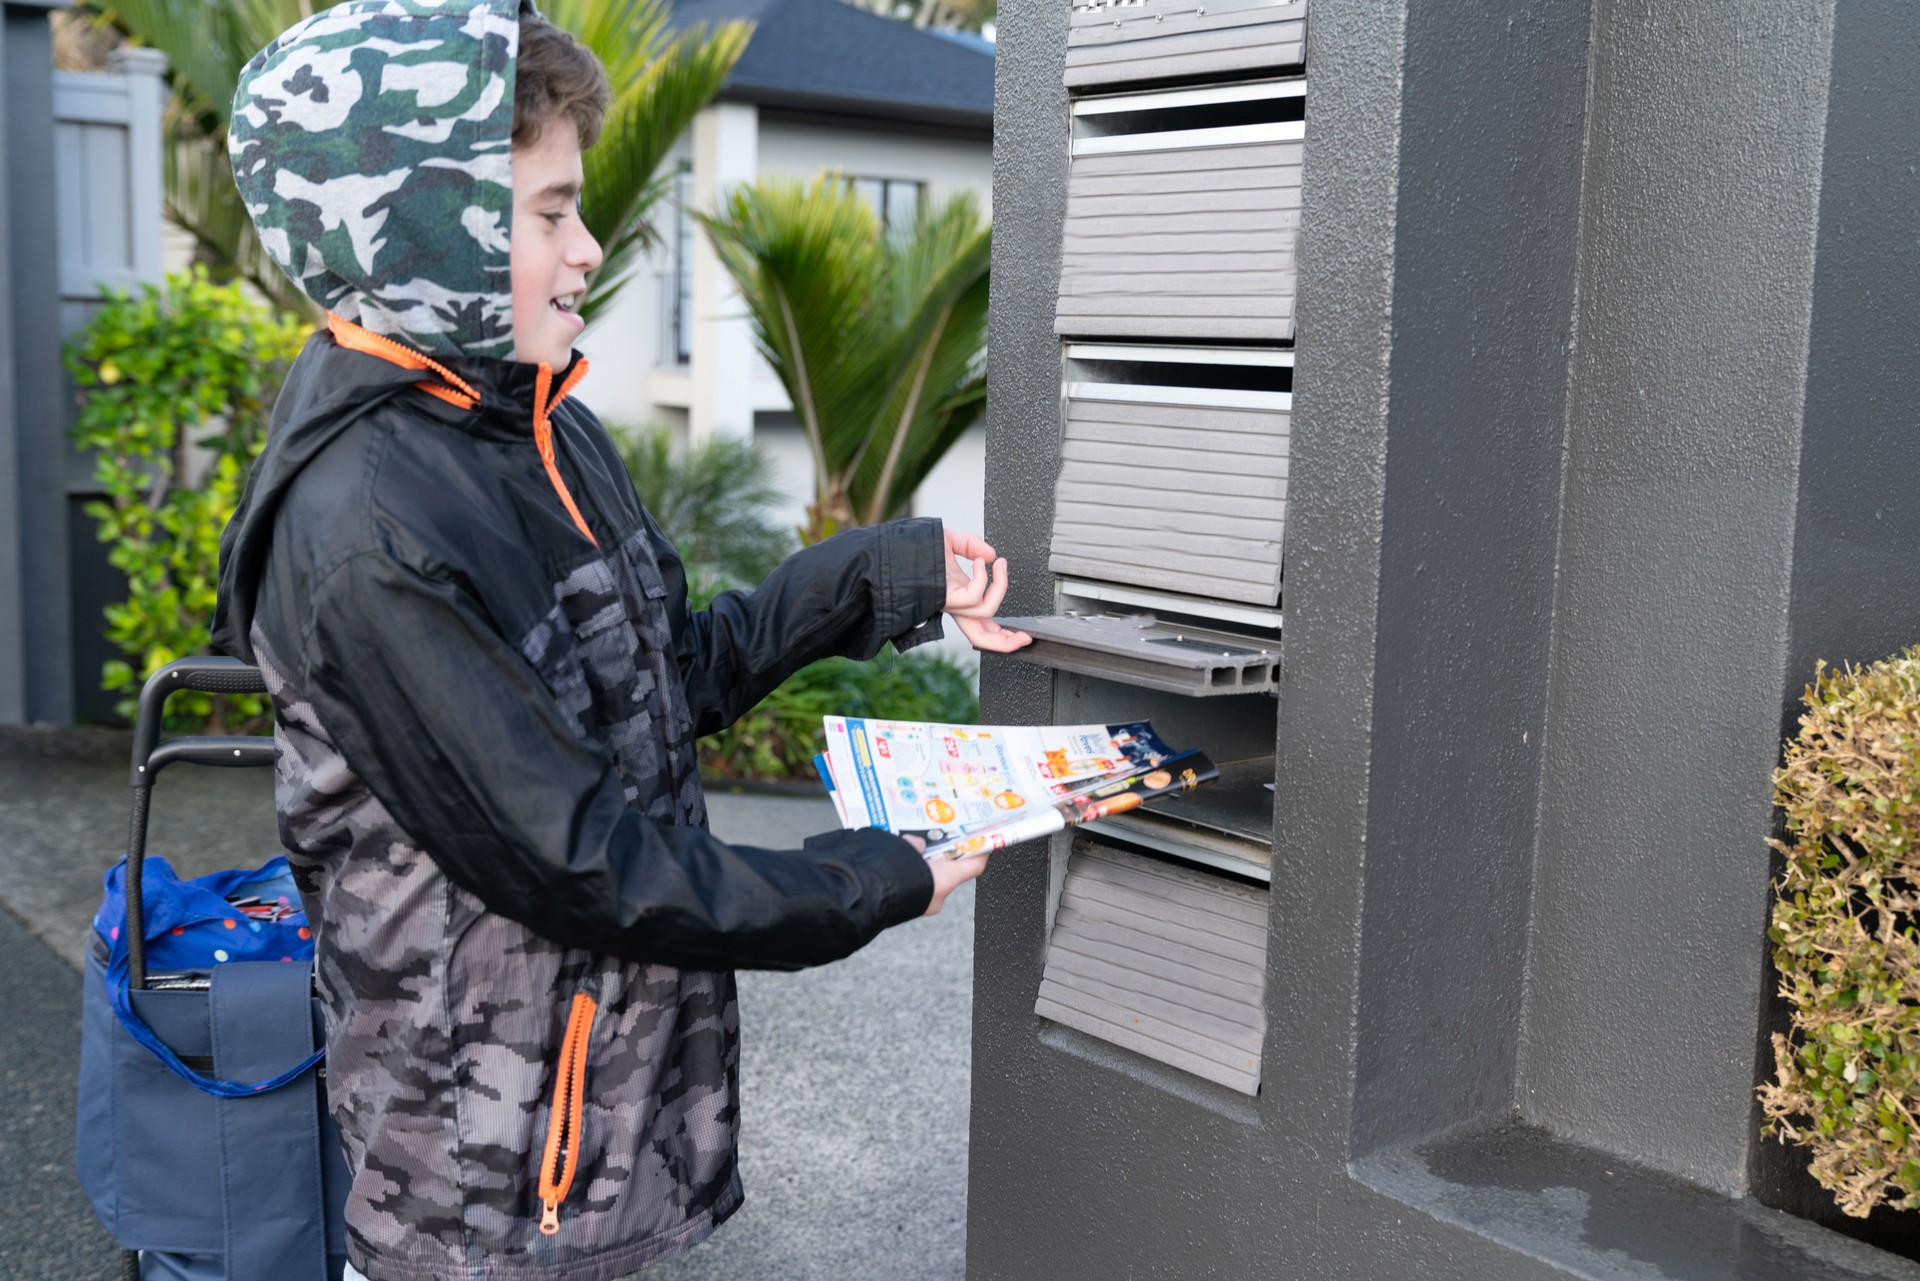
0, 30, 166, 725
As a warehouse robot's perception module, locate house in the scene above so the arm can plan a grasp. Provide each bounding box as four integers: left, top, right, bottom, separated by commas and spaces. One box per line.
580, 0, 995, 564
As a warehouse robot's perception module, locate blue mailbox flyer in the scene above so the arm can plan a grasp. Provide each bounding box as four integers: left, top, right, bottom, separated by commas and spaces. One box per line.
817, 717, 1217, 859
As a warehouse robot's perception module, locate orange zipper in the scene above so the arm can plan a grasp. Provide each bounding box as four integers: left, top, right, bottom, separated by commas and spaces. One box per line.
531, 360, 597, 546
325, 313, 480, 409
325, 313, 598, 548
537, 992, 598, 1235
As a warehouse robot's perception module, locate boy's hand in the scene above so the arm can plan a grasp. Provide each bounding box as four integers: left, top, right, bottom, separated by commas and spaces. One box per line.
943, 531, 1033, 654
903, 835, 989, 916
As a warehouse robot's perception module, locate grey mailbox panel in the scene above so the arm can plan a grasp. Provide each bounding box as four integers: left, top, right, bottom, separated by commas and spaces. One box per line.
1066, 0, 1306, 91
1050, 379, 1290, 605
999, 611, 1282, 695
1038, 836, 1270, 1095
1055, 83, 1304, 342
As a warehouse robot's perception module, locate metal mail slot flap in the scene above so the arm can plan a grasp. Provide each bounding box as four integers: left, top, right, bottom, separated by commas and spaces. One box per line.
1038, 837, 1269, 1095
1066, 0, 1306, 91
999, 610, 1281, 695
1056, 84, 1304, 342
1051, 377, 1289, 605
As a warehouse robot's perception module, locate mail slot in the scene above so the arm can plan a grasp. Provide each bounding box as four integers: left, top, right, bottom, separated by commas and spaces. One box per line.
1055, 79, 1304, 343
1038, 835, 1270, 1095
1065, 0, 1306, 92
1051, 343, 1290, 606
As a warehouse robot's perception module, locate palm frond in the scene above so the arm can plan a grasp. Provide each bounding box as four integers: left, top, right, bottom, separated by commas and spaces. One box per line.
852, 196, 990, 520
701, 177, 991, 536
544, 0, 671, 90
564, 4, 752, 328
613, 423, 794, 585
698, 178, 891, 491
89, 0, 317, 134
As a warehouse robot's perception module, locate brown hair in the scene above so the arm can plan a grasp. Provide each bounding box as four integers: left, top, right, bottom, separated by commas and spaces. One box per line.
513, 5, 610, 150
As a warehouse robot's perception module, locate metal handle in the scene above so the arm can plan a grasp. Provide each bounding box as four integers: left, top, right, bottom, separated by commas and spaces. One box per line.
130, 656, 268, 785
124, 658, 274, 994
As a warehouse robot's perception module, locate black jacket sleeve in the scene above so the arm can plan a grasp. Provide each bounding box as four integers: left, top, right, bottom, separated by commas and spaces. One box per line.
298, 546, 935, 972
667, 516, 950, 737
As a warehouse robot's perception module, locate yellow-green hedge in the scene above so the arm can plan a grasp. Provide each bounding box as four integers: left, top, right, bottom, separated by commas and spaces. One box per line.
1761, 646, 1920, 1217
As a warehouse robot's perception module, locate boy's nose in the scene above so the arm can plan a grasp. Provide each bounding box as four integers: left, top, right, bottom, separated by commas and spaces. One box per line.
572, 228, 604, 272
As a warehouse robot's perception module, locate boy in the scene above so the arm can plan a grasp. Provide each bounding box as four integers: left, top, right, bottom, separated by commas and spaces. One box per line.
213, 4, 1029, 1278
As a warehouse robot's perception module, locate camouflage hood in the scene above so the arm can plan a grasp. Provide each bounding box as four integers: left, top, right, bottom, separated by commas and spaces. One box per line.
229, 0, 520, 360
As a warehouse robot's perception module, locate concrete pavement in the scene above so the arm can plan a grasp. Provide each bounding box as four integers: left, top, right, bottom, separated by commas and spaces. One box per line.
0, 726, 974, 1280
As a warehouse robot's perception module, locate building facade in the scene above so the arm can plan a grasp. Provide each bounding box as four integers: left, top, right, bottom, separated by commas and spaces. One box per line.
582, 0, 995, 564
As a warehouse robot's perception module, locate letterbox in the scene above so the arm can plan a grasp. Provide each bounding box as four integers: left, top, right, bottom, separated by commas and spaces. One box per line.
1065, 0, 1305, 91
1055, 79, 1303, 343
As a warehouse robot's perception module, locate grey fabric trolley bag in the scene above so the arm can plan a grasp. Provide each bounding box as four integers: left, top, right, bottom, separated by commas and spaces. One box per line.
75, 656, 348, 1281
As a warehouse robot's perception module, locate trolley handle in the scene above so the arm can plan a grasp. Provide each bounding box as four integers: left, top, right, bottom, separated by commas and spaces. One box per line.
130, 657, 270, 786
124, 657, 277, 993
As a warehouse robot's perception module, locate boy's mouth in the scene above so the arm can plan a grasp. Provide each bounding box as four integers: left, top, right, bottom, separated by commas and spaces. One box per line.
551, 292, 583, 325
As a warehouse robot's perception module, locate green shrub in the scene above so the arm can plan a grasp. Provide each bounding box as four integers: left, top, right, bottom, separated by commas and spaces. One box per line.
613, 423, 794, 602
65, 267, 309, 729
701, 649, 979, 783
1760, 646, 1920, 1217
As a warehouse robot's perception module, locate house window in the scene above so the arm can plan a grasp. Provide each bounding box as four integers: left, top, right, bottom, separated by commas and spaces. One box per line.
665, 162, 693, 366
848, 176, 926, 240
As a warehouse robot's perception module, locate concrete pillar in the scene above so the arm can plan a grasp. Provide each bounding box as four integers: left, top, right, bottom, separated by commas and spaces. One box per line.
688, 100, 758, 446
0, 0, 69, 725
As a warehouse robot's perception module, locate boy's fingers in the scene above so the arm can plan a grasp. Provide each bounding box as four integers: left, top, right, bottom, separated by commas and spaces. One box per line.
946, 559, 989, 611
974, 557, 1011, 616
949, 557, 1011, 619
946, 531, 996, 563
957, 614, 1032, 652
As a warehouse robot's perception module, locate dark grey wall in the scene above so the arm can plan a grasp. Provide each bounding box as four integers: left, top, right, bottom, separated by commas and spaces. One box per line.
973, 0, 1920, 1275
1349, 0, 1592, 1159
0, 0, 72, 725
1518, 0, 1838, 1193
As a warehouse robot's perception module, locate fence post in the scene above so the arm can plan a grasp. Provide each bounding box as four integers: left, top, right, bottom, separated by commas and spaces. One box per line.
0, 0, 69, 725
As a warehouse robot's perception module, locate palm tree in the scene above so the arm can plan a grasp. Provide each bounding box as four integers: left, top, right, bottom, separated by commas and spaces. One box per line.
697, 176, 989, 544
85, 0, 749, 326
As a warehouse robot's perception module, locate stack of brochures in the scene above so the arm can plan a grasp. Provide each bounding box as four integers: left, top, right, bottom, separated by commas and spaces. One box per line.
815, 718, 1218, 860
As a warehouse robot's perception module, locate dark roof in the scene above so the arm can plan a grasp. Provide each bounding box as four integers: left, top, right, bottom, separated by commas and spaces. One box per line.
668, 0, 994, 131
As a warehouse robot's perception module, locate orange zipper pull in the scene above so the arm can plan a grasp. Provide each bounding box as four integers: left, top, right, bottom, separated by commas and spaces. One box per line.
536, 993, 598, 1237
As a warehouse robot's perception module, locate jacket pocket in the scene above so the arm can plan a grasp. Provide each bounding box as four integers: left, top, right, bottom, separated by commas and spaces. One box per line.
536, 992, 598, 1236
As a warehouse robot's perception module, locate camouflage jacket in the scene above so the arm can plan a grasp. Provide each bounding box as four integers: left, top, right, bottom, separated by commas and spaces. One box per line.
215, 4, 944, 1277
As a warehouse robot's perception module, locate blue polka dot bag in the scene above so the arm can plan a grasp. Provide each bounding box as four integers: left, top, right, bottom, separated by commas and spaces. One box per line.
91, 855, 323, 1095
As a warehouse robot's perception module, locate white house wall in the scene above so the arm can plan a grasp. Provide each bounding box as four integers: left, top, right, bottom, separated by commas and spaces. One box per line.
581, 107, 994, 664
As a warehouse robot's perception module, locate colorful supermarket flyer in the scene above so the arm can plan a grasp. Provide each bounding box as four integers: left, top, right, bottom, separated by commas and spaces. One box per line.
817, 718, 1216, 859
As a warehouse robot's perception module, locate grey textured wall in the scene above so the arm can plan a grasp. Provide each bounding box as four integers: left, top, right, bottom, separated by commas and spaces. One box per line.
1519, 0, 1838, 1193
972, 0, 1920, 1274
1348, 0, 1592, 1159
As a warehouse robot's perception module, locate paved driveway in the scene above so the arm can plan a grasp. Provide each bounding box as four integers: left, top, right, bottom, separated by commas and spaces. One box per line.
0, 727, 973, 1280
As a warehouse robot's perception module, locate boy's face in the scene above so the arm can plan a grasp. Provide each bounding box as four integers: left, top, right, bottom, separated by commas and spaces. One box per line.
510, 123, 603, 369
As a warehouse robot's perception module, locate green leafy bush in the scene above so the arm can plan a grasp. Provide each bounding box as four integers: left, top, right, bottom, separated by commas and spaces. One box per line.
1760, 647, 1920, 1217
700, 649, 978, 783
65, 267, 309, 729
